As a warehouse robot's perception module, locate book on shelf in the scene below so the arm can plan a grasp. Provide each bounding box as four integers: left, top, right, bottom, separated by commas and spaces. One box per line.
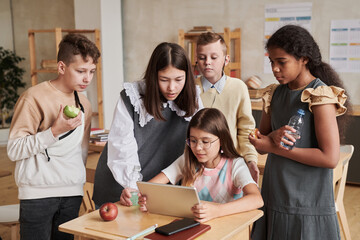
40, 59, 57, 69
187, 42, 200, 77
186, 30, 213, 34
250, 98, 262, 102
187, 42, 192, 63
90, 128, 106, 135
230, 70, 237, 78
248, 88, 266, 99
188, 26, 213, 32
193, 26, 212, 30
90, 132, 108, 142
191, 42, 196, 64
186, 42, 197, 66
90, 141, 107, 146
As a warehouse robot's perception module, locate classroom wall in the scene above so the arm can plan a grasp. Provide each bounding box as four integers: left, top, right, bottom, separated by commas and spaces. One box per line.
122, 0, 360, 104
0, 0, 13, 50
2, 0, 75, 93
74, 0, 125, 129
0, 0, 75, 144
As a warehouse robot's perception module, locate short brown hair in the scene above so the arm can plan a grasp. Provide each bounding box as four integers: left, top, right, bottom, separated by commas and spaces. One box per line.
57, 33, 101, 65
181, 108, 241, 186
196, 32, 227, 55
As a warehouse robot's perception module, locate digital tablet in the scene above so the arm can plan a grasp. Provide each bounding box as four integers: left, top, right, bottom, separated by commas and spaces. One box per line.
136, 181, 200, 218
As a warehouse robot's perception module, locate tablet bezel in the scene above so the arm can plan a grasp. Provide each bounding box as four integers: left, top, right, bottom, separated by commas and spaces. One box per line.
137, 181, 200, 218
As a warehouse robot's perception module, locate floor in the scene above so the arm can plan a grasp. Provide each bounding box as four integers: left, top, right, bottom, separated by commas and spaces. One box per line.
0, 146, 359, 239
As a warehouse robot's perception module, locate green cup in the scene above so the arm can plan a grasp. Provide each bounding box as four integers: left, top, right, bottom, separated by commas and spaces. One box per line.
130, 191, 139, 206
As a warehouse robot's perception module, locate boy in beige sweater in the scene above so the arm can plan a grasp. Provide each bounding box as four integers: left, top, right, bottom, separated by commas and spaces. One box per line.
195, 32, 259, 182
7, 33, 100, 240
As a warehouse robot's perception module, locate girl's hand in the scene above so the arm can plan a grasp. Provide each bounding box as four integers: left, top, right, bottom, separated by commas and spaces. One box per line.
268, 125, 297, 149
138, 195, 148, 212
249, 130, 273, 154
247, 161, 260, 183
191, 201, 220, 223
120, 188, 137, 206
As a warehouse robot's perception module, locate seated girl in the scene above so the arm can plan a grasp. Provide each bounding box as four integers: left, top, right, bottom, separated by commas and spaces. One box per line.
120, 108, 263, 222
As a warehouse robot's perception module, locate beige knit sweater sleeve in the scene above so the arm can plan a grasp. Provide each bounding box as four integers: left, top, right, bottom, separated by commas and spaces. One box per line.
7, 81, 92, 163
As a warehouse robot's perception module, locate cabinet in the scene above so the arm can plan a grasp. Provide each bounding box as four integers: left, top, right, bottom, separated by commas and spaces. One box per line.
28, 28, 104, 128
344, 114, 360, 184
178, 27, 241, 78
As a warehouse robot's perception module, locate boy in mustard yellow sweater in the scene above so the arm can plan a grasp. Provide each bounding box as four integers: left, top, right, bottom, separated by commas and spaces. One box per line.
195, 32, 259, 182
7, 33, 100, 240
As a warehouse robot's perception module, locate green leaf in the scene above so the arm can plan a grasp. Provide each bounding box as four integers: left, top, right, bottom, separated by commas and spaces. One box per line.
0, 47, 26, 110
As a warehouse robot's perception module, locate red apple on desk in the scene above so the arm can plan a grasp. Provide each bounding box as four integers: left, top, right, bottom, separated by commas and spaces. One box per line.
99, 202, 118, 221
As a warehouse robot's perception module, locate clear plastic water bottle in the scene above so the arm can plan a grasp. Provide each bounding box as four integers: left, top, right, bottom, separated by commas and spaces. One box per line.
128, 165, 143, 206
281, 109, 305, 150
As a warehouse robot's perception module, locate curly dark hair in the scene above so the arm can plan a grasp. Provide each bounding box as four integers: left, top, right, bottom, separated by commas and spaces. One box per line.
266, 25, 352, 142
57, 33, 101, 65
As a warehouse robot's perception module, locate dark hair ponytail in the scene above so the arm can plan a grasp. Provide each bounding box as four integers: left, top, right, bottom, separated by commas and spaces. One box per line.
266, 25, 352, 142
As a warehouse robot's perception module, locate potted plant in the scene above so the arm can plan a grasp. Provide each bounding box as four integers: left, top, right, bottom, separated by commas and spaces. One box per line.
0, 46, 26, 128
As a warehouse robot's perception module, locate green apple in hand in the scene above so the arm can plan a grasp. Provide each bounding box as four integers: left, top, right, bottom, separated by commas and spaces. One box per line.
63, 105, 80, 118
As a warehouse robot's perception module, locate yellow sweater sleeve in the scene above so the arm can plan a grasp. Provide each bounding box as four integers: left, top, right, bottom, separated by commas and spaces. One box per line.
198, 76, 258, 163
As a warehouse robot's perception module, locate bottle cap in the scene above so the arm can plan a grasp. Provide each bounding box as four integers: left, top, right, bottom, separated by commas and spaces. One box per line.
297, 109, 305, 115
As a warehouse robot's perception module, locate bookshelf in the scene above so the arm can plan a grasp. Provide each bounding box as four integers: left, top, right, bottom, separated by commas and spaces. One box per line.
28, 28, 104, 128
178, 27, 241, 78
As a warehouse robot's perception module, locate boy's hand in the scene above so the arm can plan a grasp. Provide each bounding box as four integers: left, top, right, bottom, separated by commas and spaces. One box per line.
191, 201, 220, 223
247, 161, 260, 183
51, 105, 82, 138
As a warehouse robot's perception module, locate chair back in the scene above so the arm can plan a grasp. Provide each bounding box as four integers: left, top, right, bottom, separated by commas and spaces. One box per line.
334, 145, 354, 187
82, 168, 96, 213
334, 144, 354, 240
0, 204, 20, 240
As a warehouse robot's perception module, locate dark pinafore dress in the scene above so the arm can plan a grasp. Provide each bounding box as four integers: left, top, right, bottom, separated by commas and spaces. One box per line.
252, 78, 347, 240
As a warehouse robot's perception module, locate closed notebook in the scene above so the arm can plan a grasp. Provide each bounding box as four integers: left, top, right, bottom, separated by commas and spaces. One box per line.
144, 220, 211, 240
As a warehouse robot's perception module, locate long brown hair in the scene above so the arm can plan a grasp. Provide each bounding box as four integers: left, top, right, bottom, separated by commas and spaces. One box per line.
182, 108, 241, 186
143, 42, 198, 121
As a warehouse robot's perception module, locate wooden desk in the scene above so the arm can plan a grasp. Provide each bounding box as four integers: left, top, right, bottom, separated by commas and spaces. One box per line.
0, 170, 11, 178
257, 154, 267, 176
60, 203, 263, 240
88, 142, 105, 153
86, 152, 101, 170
